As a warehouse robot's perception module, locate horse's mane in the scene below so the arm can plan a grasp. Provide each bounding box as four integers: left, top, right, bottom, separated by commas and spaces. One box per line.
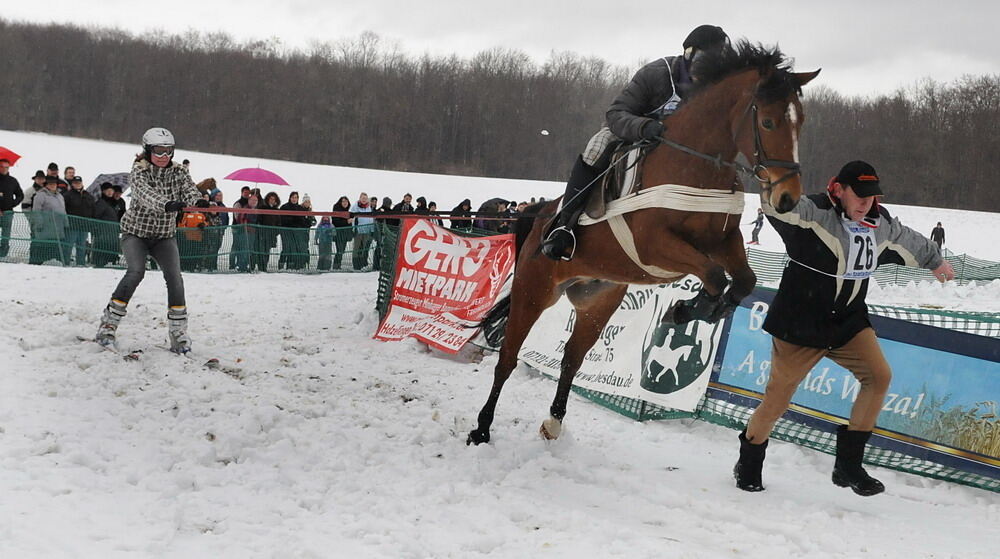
687, 40, 799, 104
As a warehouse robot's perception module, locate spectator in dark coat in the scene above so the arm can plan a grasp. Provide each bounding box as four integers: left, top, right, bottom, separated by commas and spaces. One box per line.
388, 193, 413, 227
414, 196, 429, 214
450, 199, 473, 230
316, 216, 334, 271
279, 191, 310, 269
111, 184, 127, 220
930, 222, 945, 250
331, 196, 354, 269
428, 202, 444, 227
0, 158, 25, 258
92, 183, 121, 267
255, 192, 282, 271
62, 176, 96, 265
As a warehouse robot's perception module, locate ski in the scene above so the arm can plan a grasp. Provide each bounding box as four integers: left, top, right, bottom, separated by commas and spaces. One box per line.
76, 335, 143, 361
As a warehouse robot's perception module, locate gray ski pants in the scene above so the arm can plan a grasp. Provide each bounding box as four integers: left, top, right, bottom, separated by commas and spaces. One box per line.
112, 234, 186, 307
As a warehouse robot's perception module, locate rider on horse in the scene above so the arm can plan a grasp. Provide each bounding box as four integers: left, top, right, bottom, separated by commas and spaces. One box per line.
541, 24, 735, 261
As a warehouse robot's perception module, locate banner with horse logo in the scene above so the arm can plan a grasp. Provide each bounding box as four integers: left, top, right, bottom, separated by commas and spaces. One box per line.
375, 218, 515, 353
518, 279, 727, 412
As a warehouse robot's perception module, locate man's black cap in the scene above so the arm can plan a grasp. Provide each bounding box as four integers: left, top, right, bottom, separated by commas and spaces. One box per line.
836, 160, 883, 197
683, 25, 729, 51
33, 170, 45, 179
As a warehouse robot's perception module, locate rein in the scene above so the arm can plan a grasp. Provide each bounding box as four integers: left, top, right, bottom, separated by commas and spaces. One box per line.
654, 98, 801, 195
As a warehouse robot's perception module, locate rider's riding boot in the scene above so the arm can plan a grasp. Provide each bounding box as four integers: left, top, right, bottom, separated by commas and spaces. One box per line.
832, 426, 885, 496
734, 430, 768, 492
541, 155, 600, 261
95, 299, 128, 349
167, 305, 192, 354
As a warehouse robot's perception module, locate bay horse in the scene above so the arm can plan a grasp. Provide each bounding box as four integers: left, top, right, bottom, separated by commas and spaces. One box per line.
468, 42, 820, 445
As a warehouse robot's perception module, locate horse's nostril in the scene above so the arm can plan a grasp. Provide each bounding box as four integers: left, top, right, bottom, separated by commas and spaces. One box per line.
776, 192, 796, 213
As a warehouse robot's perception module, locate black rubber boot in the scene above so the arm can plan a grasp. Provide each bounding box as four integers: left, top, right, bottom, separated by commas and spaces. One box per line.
541, 155, 600, 261
734, 430, 768, 492
832, 425, 885, 496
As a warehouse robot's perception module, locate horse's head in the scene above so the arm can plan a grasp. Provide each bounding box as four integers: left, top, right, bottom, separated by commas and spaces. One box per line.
688, 42, 820, 213
740, 67, 820, 213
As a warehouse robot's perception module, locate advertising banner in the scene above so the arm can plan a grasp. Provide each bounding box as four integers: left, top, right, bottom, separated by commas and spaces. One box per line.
518, 278, 726, 412
714, 289, 1000, 479
374, 219, 515, 353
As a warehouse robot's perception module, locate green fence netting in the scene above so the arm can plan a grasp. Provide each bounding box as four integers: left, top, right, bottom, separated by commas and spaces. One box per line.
0, 211, 379, 272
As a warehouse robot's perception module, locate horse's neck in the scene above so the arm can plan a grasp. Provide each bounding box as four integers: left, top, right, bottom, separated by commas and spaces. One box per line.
643, 78, 748, 189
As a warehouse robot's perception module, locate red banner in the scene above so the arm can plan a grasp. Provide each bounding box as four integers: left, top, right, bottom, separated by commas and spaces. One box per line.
374, 219, 516, 353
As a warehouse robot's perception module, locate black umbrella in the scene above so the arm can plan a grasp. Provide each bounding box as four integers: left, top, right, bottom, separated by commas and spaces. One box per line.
87, 172, 129, 197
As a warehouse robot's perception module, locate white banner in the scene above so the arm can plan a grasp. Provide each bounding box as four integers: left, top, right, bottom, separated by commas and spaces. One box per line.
518, 278, 726, 412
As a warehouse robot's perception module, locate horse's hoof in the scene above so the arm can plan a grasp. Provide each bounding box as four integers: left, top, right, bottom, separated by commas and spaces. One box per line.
540, 418, 562, 440
467, 429, 490, 446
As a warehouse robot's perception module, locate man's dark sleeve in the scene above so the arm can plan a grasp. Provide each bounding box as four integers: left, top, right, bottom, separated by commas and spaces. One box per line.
606, 62, 662, 143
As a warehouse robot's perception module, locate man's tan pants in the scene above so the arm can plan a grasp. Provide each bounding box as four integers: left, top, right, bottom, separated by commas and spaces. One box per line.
745, 328, 892, 443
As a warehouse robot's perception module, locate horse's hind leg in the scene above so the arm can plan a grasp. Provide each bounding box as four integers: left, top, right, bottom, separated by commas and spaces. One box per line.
541, 281, 627, 440
467, 272, 560, 445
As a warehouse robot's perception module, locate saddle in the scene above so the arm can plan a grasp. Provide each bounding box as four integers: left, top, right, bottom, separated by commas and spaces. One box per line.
584, 141, 656, 220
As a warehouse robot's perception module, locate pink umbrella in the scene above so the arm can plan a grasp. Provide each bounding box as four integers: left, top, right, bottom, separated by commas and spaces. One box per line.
223, 167, 289, 186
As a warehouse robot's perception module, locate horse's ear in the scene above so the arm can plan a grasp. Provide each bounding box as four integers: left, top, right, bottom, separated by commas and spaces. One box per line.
794, 69, 821, 87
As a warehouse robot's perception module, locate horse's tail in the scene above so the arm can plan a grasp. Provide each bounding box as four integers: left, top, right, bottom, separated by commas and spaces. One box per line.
477, 201, 550, 349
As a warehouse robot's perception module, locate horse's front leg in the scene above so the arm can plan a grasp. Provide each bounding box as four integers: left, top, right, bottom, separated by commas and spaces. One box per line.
704, 227, 757, 322
648, 240, 731, 325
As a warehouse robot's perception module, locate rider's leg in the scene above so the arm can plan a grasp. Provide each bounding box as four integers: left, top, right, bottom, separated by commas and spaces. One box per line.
541, 128, 615, 261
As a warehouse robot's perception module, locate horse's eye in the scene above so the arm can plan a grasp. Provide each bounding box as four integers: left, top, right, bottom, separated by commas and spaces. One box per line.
762, 118, 776, 130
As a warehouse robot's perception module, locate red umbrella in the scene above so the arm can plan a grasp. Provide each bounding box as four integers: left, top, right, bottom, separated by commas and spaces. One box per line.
0, 146, 21, 166
223, 167, 289, 186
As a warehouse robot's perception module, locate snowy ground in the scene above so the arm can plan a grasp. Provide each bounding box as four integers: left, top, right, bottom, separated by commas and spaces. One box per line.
1, 264, 998, 558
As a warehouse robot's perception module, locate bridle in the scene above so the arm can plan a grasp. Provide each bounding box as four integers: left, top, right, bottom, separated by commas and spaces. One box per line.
654, 96, 801, 194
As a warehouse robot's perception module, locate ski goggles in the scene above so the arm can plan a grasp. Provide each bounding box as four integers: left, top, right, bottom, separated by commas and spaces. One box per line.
151, 146, 174, 157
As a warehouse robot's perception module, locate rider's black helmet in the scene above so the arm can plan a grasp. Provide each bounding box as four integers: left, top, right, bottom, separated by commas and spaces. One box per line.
683, 25, 731, 61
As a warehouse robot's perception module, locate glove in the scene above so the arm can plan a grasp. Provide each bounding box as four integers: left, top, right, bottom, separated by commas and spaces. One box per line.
640, 120, 665, 141
164, 200, 184, 212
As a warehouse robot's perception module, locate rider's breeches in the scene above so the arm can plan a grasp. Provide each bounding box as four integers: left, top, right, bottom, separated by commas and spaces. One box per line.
746, 328, 892, 442
582, 126, 617, 167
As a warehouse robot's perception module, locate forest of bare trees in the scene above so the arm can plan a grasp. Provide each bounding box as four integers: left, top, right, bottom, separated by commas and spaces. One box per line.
2, 19, 998, 211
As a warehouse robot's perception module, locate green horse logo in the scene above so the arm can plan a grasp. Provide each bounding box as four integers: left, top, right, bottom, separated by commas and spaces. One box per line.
640, 288, 721, 394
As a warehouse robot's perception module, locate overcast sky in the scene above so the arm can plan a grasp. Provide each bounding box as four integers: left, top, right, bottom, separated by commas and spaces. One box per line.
7, 0, 998, 98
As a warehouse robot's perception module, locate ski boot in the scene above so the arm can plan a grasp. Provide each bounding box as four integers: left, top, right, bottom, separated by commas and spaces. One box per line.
167, 305, 192, 354
832, 426, 885, 496
95, 299, 128, 350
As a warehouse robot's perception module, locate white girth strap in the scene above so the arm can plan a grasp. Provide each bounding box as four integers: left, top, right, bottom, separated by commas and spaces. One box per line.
581, 184, 745, 281
579, 184, 745, 226
607, 214, 684, 281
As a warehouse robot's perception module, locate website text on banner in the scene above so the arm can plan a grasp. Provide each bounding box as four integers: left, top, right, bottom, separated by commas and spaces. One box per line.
374, 219, 515, 353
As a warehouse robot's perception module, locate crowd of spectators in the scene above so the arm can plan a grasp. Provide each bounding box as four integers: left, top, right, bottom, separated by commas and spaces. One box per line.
0, 157, 547, 273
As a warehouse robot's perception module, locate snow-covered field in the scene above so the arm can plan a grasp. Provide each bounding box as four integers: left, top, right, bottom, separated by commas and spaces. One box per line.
2, 264, 998, 559
1, 129, 999, 557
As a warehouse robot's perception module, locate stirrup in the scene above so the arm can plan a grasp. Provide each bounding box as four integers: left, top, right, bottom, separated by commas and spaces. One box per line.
541, 226, 577, 261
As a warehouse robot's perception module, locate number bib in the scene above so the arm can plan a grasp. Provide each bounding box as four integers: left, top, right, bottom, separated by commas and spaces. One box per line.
843, 220, 877, 280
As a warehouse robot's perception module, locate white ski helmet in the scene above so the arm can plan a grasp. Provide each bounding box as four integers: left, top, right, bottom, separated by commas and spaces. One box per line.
142, 127, 175, 148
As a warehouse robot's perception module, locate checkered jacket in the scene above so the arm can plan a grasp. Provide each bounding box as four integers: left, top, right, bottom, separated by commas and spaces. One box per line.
120, 159, 202, 239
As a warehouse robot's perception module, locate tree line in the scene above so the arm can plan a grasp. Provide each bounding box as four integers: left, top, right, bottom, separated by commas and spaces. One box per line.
1, 19, 997, 211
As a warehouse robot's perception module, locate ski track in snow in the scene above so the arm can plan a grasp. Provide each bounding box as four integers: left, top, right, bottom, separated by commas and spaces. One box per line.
1, 264, 997, 558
